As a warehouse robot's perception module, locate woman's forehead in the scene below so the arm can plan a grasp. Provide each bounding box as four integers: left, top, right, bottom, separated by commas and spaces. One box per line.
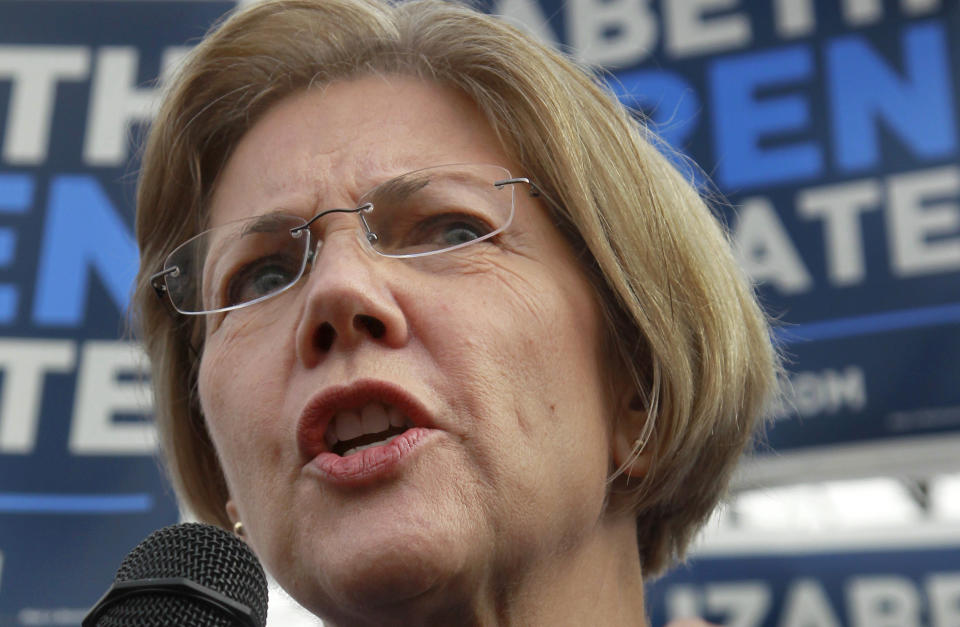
207, 78, 519, 226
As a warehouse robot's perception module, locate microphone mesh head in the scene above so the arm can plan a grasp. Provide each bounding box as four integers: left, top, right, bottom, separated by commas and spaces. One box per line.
98, 522, 268, 627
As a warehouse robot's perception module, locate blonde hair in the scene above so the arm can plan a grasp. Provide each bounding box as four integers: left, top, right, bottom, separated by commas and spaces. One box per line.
134, 0, 779, 577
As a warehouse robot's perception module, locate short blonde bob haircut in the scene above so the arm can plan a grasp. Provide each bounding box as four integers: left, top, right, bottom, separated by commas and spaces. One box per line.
133, 0, 779, 577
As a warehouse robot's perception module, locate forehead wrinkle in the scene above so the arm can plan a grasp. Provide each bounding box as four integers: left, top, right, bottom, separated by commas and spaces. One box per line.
302, 150, 400, 212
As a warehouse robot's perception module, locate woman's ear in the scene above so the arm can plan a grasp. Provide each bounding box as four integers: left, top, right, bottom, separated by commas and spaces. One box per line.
226, 499, 248, 539
611, 392, 653, 479
226, 499, 241, 527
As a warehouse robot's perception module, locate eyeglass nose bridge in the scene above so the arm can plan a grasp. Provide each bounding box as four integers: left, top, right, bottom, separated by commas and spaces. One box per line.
293, 202, 377, 266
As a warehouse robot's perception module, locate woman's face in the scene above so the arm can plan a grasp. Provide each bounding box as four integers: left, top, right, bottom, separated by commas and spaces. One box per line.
198, 76, 621, 621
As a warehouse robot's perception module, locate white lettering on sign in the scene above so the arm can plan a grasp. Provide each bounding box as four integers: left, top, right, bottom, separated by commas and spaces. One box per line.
662, 573, 960, 626
848, 576, 923, 627
773, 0, 941, 37
83, 45, 191, 166
493, 0, 558, 45
798, 179, 882, 286
928, 573, 960, 627
0, 46, 90, 165
83, 47, 162, 166
0, 44, 190, 167
0, 339, 76, 453
780, 579, 843, 627
733, 196, 813, 294
0, 339, 155, 455
729, 166, 960, 294
842, 0, 885, 26
665, 584, 701, 617
664, 0, 751, 58
17, 608, 87, 626
567, 0, 658, 67
838, 0, 940, 25
706, 583, 770, 627
69, 341, 154, 455
902, 0, 942, 14
493, 0, 944, 61
886, 165, 960, 277
777, 366, 867, 418
773, 0, 816, 38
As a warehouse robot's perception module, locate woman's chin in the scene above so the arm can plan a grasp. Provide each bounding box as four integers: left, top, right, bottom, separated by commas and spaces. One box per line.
341, 550, 448, 607
293, 527, 477, 620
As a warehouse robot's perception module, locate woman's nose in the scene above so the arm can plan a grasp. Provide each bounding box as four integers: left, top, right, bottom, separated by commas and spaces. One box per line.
294, 231, 410, 367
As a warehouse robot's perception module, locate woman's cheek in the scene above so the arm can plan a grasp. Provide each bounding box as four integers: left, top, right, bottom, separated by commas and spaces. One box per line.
198, 337, 236, 416
199, 334, 265, 445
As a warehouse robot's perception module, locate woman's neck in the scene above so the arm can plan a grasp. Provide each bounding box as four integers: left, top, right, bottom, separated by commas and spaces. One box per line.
322, 511, 647, 627
494, 510, 647, 626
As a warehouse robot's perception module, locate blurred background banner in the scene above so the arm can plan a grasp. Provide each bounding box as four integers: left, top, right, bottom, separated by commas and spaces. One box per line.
646, 541, 960, 626
0, 0, 958, 625
488, 0, 960, 483
0, 2, 230, 624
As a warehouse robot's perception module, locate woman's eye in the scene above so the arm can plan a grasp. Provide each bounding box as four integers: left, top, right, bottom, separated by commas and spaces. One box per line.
226, 256, 299, 306
405, 213, 493, 251
440, 221, 485, 246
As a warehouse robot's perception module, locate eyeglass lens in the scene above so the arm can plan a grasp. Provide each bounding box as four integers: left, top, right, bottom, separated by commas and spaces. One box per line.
160, 164, 516, 315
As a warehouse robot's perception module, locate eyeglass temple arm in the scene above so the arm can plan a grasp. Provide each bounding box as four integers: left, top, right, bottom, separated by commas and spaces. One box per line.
496, 177, 563, 213
495, 177, 541, 197
147, 266, 204, 360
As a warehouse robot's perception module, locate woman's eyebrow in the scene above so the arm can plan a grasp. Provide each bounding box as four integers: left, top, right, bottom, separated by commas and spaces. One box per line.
367, 171, 490, 204
368, 175, 431, 203
240, 211, 295, 236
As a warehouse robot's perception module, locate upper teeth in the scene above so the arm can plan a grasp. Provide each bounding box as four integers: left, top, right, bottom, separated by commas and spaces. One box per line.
325, 403, 411, 448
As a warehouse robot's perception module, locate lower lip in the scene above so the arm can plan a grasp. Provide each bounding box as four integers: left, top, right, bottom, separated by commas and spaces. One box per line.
304, 427, 433, 485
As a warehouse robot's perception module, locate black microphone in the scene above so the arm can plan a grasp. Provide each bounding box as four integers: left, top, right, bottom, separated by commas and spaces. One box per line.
83, 522, 268, 627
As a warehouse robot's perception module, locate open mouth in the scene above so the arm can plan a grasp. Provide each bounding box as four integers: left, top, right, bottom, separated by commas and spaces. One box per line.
325, 402, 415, 457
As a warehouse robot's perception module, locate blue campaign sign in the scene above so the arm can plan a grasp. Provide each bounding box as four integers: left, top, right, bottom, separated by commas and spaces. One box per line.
0, 1, 231, 623
486, 0, 960, 459
645, 541, 960, 626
